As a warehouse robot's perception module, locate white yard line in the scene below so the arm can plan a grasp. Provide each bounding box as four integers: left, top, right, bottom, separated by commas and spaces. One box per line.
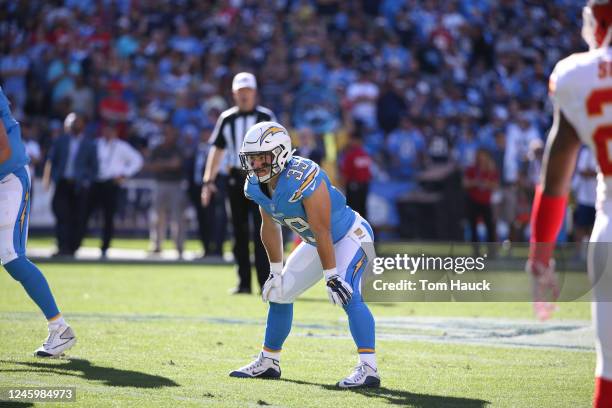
1, 312, 594, 352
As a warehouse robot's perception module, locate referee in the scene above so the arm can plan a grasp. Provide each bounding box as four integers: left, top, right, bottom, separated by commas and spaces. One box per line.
201, 72, 276, 294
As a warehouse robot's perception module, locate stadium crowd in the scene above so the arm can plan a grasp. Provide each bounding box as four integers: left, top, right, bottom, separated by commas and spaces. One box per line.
0, 0, 588, 253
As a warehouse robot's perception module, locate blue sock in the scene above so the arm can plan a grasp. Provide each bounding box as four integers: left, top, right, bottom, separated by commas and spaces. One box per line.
263, 302, 293, 351
4, 256, 60, 320
344, 297, 375, 353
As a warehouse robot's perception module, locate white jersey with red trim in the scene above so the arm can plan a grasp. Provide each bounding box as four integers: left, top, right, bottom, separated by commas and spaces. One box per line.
552, 48, 612, 384
550, 47, 612, 210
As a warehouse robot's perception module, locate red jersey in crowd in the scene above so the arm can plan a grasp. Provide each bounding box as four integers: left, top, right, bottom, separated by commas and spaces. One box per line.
464, 165, 498, 205
341, 145, 372, 183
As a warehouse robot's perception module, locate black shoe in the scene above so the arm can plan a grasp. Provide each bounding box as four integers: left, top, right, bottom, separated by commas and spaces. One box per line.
51, 250, 73, 258
229, 286, 251, 295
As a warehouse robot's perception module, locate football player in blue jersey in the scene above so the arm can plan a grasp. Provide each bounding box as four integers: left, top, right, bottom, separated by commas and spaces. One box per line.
0, 87, 76, 357
229, 122, 379, 388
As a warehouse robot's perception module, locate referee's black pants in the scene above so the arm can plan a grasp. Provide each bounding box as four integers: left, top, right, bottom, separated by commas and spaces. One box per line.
227, 169, 269, 291
346, 181, 369, 220
87, 180, 120, 254
51, 179, 90, 255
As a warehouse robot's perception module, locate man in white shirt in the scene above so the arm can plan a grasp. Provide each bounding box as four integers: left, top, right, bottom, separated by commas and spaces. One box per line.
346, 68, 379, 128
89, 124, 143, 258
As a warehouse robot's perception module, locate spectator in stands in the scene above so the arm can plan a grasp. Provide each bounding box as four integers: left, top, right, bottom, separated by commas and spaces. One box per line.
46, 43, 81, 105
453, 124, 480, 170
376, 78, 407, 135
503, 112, 541, 241
295, 127, 324, 165
21, 121, 42, 177
464, 148, 498, 247
0, 0, 586, 245
0, 43, 30, 110
504, 112, 541, 185
340, 128, 372, 220
385, 116, 427, 180
88, 124, 143, 258
67, 75, 95, 119
187, 125, 226, 257
427, 117, 453, 164
346, 66, 379, 128
99, 81, 131, 138
144, 124, 186, 258
43, 112, 98, 257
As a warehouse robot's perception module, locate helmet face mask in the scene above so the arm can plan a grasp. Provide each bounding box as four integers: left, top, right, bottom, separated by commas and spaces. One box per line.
240, 145, 287, 184
239, 122, 293, 184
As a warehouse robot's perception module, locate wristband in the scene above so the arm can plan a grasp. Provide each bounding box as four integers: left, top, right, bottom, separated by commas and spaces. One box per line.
270, 262, 283, 274
324, 267, 338, 280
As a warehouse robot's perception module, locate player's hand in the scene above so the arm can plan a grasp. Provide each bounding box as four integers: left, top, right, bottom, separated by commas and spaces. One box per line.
262, 273, 282, 302
526, 259, 560, 321
324, 269, 353, 307
201, 182, 217, 207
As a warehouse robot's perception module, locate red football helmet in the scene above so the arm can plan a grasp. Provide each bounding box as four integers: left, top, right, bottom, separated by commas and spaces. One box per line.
583, 0, 612, 49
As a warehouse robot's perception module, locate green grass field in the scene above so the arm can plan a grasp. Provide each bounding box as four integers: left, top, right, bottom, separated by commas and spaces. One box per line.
0, 263, 595, 407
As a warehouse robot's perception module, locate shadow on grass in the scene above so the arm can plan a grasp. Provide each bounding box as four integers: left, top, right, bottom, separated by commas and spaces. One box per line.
278, 378, 489, 407
0, 403, 34, 407
0, 358, 179, 388
294, 297, 396, 308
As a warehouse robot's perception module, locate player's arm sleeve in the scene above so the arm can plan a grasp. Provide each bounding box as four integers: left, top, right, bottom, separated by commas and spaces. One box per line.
209, 115, 227, 150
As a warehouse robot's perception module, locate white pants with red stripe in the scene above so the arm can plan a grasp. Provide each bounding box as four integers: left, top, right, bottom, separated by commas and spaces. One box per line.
589, 204, 612, 380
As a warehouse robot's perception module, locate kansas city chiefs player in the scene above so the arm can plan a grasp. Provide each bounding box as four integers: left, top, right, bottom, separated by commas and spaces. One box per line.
528, 1, 612, 406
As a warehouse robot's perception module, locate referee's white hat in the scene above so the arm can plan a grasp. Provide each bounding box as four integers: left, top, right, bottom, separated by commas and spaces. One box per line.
232, 72, 257, 92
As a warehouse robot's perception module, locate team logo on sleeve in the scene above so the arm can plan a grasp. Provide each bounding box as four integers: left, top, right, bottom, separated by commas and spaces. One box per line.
289, 167, 319, 202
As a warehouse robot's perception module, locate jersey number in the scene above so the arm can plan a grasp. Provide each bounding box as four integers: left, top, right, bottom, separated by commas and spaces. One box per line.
286, 157, 310, 180
283, 217, 316, 243
587, 88, 612, 175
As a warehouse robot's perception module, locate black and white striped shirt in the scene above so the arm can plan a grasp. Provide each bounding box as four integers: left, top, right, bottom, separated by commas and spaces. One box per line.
210, 105, 276, 169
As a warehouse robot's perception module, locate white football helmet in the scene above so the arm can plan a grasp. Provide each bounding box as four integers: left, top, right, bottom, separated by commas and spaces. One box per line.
239, 121, 294, 183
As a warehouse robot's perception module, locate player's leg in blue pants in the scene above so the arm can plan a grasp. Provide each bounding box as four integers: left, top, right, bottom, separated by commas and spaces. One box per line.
1, 167, 75, 356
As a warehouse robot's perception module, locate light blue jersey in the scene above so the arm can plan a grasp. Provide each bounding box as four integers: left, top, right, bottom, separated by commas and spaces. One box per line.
0, 87, 28, 180
245, 156, 356, 245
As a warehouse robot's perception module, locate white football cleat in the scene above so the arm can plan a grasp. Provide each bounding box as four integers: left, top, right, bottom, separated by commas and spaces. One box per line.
34, 325, 77, 358
229, 352, 281, 379
337, 362, 380, 388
